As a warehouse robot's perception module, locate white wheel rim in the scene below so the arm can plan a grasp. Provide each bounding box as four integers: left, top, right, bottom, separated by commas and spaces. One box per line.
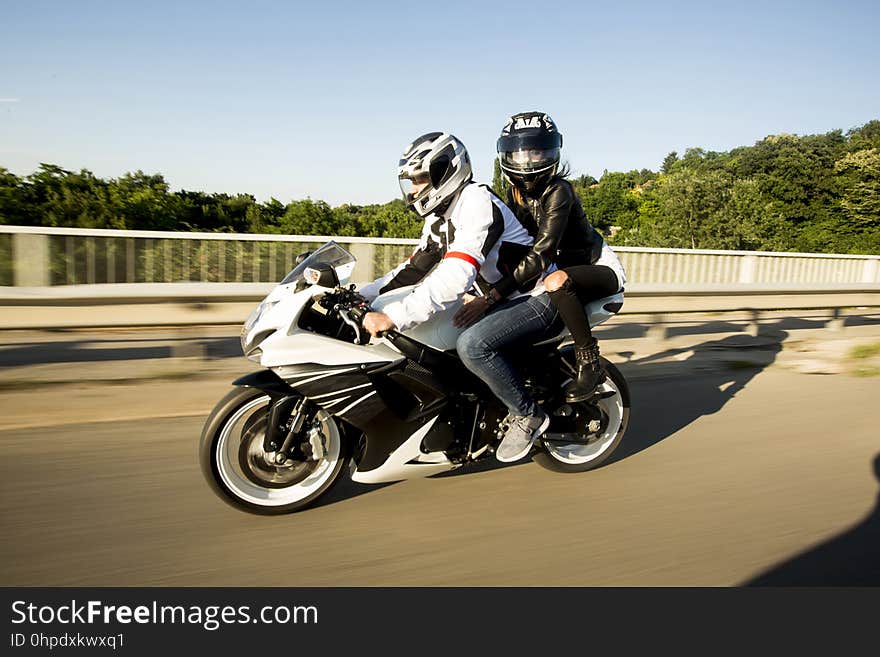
215, 396, 341, 507
543, 377, 624, 465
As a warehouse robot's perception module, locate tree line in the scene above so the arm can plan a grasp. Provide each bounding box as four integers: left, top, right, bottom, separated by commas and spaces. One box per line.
2, 119, 878, 254
563, 120, 879, 254
0, 165, 424, 239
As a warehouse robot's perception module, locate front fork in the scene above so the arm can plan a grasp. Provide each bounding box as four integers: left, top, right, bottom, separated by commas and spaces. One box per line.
262, 395, 319, 463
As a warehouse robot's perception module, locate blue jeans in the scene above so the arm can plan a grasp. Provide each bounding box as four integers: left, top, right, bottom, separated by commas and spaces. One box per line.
456, 293, 561, 416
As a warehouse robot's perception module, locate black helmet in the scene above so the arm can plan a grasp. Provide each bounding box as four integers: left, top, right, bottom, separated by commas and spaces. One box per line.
497, 111, 563, 196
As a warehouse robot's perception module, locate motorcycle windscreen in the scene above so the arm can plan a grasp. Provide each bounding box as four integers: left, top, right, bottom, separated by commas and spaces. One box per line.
280, 241, 356, 286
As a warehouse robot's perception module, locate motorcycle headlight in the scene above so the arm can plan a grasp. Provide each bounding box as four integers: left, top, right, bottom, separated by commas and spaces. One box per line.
240, 301, 277, 355
303, 267, 321, 286
242, 304, 262, 335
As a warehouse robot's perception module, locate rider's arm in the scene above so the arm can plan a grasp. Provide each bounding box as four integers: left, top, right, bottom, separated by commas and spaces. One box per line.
381, 185, 493, 331
358, 221, 441, 301
489, 182, 573, 299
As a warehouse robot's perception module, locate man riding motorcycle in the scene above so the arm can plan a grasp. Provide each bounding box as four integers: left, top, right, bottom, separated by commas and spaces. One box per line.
360, 132, 534, 339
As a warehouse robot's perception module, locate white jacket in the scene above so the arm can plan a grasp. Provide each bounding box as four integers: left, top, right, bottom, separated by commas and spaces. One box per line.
360, 183, 533, 331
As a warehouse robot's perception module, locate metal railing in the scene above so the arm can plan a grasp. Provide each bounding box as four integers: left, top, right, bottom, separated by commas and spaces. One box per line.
1, 225, 878, 288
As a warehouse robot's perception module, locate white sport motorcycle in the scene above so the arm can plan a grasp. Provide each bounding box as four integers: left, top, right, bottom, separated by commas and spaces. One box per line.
199, 241, 630, 514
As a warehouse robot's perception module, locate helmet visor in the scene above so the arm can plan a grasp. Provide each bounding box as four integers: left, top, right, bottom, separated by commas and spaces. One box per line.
500, 147, 560, 173
497, 130, 561, 154
399, 172, 431, 205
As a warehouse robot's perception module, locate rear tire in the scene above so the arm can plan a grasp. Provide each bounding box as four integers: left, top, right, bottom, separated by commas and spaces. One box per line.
199, 386, 348, 515
534, 355, 630, 473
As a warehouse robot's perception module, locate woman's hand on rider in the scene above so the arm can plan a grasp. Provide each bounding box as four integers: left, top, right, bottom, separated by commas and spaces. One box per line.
453, 291, 497, 328
363, 311, 396, 337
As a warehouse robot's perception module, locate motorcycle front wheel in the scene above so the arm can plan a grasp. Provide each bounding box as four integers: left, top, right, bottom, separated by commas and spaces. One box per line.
199, 387, 348, 515
534, 354, 630, 473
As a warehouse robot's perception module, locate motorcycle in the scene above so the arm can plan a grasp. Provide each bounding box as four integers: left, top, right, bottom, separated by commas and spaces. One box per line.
199, 241, 630, 514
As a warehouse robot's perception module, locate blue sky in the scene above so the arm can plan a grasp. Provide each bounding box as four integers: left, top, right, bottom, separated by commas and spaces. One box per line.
1, 0, 878, 206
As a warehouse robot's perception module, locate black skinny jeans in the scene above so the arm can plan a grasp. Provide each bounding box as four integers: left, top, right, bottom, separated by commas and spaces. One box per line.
560, 264, 619, 303
548, 264, 620, 348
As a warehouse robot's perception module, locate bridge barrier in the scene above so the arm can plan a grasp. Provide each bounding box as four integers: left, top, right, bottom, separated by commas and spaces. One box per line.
1, 226, 878, 335
2, 225, 878, 289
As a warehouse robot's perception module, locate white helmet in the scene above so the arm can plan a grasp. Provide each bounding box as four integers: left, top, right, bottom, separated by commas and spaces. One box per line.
398, 132, 472, 217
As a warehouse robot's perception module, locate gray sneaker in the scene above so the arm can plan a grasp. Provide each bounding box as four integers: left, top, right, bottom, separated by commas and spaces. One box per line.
495, 412, 551, 463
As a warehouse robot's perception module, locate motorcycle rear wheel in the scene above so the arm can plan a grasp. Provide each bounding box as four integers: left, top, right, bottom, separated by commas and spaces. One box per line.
199, 387, 348, 514
534, 356, 630, 473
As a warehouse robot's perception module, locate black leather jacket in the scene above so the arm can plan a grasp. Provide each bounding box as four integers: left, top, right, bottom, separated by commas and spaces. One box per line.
491, 177, 605, 298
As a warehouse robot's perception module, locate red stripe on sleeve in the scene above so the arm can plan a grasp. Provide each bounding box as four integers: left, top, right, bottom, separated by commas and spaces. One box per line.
444, 251, 480, 271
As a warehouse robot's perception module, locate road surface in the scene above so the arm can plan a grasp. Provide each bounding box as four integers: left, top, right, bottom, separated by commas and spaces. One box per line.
1, 362, 877, 586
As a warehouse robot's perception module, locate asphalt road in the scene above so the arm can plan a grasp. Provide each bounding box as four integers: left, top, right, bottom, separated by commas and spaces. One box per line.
1, 365, 878, 586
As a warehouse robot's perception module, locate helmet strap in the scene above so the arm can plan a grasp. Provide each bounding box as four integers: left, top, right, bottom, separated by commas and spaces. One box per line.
434, 195, 454, 217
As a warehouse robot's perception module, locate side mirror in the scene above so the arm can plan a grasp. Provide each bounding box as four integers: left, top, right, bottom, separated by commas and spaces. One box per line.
303, 263, 339, 288
295, 251, 313, 265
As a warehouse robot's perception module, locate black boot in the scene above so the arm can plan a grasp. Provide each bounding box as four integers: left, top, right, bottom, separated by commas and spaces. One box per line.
565, 339, 605, 403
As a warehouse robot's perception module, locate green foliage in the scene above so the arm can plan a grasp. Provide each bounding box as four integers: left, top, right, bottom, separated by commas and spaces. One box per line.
492, 158, 510, 200
590, 121, 879, 254
849, 342, 880, 360
278, 199, 335, 235
585, 172, 638, 232
0, 166, 423, 239
577, 169, 656, 236
108, 171, 176, 230
661, 151, 679, 174
834, 148, 880, 251
0, 167, 25, 225
1, 119, 878, 253
639, 170, 767, 250
362, 199, 423, 239
846, 120, 880, 152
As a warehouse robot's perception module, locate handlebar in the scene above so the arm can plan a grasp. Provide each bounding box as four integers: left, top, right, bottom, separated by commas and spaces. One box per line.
347, 304, 367, 324
319, 286, 400, 344
319, 286, 372, 345
337, 306, 369, 345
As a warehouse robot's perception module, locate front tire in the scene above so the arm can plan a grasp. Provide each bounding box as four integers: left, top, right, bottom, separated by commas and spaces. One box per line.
534, 355, 630, 473
199, 386, 348, 514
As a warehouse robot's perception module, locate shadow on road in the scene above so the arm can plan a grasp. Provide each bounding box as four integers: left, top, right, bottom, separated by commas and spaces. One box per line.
310, 478, 398, 510
741, 453, 880, 586
607, 325, 787, 464
595, 311, 880, 341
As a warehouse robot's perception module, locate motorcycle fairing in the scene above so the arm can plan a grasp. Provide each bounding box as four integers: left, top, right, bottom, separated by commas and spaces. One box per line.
351, 415, 458, 484
232, 369, 297, 396
260, 330, 402, 368
271, 357, 453, 474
